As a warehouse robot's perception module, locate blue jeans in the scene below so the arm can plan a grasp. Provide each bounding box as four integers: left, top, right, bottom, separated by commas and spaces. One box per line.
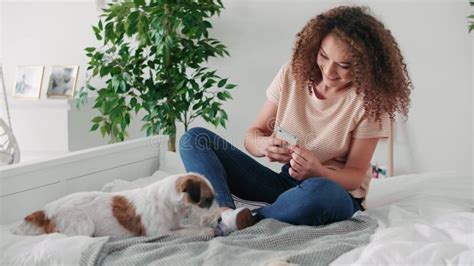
179, 127, 362, 226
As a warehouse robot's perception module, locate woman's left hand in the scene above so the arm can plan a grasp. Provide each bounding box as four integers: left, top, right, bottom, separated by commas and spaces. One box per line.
288, 145, 323, 181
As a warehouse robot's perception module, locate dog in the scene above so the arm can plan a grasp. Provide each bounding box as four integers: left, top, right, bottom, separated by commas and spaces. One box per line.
12, 173, 220, 240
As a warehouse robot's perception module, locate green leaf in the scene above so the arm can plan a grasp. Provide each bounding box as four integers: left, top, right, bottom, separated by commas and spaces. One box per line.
192, 101, 202, 110
95, 32, 102, 41
113, 115, 122, 126
104, 22, 115, 43
118, 132, 125, 141
121, 118, 127, 131
217, 92, 226, 100
120, 81, 127, 92
176, 80, 185, 90
217, 78, 227, 88
130, 97, 137, 108
105, 123, 112, 135
190, 80, 199, 90
93, 100, 102, 109
112, 77, 120, 91
134, 103, 141, 114
225, 84, 237, 90
100, 125, 107, 137
92, 116, 103, 123
87, 84, 97, 91
126, 11, 139, 36
93, 25, 100, 34
223, 91, 233, 100
99, 67, 109, 77
219, 117, 226, 128
146, 126, 154, 136
203, 79, 215, 89
141, 123, 150, 131
90, 124, 100, 131
203, 21, 212, 29
125, 113, 131, 124
220, 110, 228, 120
147, 61, 155, 69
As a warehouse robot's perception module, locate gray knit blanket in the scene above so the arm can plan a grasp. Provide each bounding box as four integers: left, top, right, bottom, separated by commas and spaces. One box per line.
80, 215, 377, 266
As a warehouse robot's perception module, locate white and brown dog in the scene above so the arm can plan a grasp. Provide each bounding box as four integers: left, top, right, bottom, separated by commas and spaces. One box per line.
13, 173, 220, 239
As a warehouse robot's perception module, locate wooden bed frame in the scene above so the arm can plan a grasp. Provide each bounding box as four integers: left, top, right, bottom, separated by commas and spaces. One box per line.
0, 135, 166, 225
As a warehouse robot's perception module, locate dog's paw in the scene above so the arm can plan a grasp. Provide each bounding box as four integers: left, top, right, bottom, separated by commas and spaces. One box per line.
200, 214, 219, 227
198, 227, 216, 237
199, 206, 220, 227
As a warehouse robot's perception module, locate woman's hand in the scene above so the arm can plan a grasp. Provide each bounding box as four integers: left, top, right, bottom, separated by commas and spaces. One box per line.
288, 145, 324, 181
260, 136, 292, 163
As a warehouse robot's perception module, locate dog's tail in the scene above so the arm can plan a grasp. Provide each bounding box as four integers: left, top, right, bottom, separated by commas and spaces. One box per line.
11, 210, 57, 235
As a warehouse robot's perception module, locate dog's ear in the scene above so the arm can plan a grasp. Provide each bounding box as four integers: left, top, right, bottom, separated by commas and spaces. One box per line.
176, 173, 215, 207
182, 179, 201, 203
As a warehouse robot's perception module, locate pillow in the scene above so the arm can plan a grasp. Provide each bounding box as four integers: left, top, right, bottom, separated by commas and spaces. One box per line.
101, 179, 139, 192
159, 151, 185, 174
101, 170, 175, 193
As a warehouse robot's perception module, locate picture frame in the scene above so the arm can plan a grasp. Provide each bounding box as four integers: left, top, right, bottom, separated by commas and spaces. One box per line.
13, 66, 44, 99
46, 65, 79, 98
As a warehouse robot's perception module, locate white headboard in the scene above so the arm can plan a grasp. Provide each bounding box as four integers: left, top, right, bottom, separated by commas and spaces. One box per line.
0, 135, 166, 224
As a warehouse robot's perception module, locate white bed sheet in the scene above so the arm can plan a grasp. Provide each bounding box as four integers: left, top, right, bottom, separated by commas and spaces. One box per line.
0, 225, 107, 265
332, 172, 473, 265
1, 153, 472, 265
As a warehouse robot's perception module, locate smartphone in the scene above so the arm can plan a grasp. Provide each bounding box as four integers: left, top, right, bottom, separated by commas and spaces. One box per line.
275, 126, 298, 147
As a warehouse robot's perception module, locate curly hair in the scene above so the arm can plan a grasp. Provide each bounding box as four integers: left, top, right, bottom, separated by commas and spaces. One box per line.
291, 6, 412, 122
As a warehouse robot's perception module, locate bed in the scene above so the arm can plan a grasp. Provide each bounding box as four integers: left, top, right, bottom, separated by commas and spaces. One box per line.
0, 136, 472, 265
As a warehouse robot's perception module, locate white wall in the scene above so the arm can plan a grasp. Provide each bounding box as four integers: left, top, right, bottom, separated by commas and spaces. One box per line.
1, 0, 472, 175
203, 0, 473, 175
0, 0, 3, 61
1, 0, 146, 161
1, 1, 100, 99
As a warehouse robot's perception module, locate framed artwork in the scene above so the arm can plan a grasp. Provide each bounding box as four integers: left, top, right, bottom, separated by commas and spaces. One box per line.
13, 66, 44, 99
46, 65, 79, 98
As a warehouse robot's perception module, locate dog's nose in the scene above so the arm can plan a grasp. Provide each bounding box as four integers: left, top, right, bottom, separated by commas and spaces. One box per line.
199, 196, 214, 209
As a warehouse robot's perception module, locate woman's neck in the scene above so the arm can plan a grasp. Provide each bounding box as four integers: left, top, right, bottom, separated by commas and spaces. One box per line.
314, 81, 352, 100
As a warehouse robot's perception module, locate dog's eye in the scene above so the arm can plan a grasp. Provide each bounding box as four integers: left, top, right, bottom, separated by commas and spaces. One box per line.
201, 197, 213, 209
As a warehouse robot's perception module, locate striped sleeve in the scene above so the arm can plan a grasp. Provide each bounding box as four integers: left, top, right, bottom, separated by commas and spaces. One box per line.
353, 112, 390, 139
265, 64, 287, 104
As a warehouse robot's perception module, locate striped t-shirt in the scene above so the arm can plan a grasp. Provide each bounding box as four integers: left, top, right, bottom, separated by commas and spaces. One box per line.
266, 63, 389, 206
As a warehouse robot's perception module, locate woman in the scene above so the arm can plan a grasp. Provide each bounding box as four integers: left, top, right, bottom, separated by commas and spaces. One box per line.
179, 6, 412, 234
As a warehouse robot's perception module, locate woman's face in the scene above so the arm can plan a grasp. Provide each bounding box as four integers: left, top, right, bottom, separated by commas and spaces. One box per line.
316, 34, 353, 89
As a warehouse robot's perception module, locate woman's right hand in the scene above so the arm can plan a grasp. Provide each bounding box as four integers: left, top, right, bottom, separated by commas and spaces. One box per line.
259, 136, 292, 163
244, 99, 290, 162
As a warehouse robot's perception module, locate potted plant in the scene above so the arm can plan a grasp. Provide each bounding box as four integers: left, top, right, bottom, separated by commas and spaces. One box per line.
78, 0, 236, 151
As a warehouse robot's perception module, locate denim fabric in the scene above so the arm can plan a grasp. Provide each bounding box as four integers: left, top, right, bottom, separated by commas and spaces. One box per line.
179, 127, 362, 226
